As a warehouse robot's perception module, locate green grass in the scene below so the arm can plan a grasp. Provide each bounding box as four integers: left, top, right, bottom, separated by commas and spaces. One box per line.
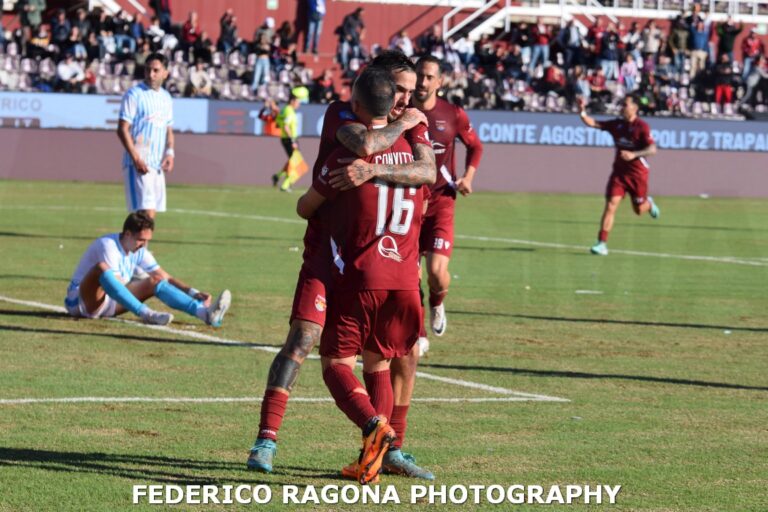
0, 180, 766, 511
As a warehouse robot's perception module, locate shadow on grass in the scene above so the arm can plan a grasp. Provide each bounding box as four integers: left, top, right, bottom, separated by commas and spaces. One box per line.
0, 324, 278, 351
450, 310, 768, 334
0, 448, 297, 485
0, 309, 69, 320
0, 274, 69, 282
418, 362, 768, 392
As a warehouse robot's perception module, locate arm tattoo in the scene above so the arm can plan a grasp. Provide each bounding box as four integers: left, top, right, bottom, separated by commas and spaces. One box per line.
633, 144, 657, 158
337, 120, 407, 157
373, 143, 436, 186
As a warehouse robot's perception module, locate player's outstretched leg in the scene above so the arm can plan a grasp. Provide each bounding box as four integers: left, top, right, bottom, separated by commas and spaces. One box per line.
92, 265, 173, 325
648, 196, 660, 219
247, 320, 321, 472
154, 280, 231, 327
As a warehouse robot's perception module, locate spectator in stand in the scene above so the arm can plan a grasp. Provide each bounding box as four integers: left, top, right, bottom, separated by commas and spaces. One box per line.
714, 53, 735, 107
655, 54, 675, 86
503, 43, 526, 80
589, 67, 612, 106
390, 30, 414, 58
146, 16, 165, 49
567, 64, 591, 105
56, 51, 85, 92
689, 19, 709, 79
669, 16, 690, 73
540, 62, 566, 96
466, 67, 489, 109
74, 8, 91, 41
640, 20, 661, 62
623, 22, 643, 66
134, 39, 151, 77
186, 58, 212, 97
85, 31, 100, 62
251, 17, 275, 90
305, 0, 325, 55
113, 10, 136, 55
193, 30, 214, 64
130, 12, 146, 45
740, 54, 767, 110
716, 17, 743, 63
28, 24, 51, 59
449, 36, 474, 67
18, 0, 46, 30
418, 24, 445, 57
310, 68, 338, 103
51, 9, 71, 49
150, 0, 172, 32
529, 19, 551, 74
496, 77, 525, 110
182, 11, 201, 52
337, 7, 365, 70
512, 22, 531, 67
65, 26, 88, 60
218, 8, 237, 54
620, 53, 640, 91
95, 9, 117, 59
558, 19, 583, 72
741, 29, 765, 81
587, 18, 605, 69
600, 24, 620, 81
274, 21, 298, 74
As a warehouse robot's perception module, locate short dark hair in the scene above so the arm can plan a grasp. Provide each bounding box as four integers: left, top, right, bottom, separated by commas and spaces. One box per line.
353, 67, 396, 118
370, 49, 416, 75
416, 55, 443, 76
123, 211, 155, 234
145, 52, 168, 68
623, 94, 640, 107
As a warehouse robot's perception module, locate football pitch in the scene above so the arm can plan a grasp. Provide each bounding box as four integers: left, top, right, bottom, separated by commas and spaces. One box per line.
0, 180, 766, 511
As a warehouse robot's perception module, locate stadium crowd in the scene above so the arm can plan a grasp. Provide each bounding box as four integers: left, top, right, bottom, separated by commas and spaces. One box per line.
0, 1, 766, 116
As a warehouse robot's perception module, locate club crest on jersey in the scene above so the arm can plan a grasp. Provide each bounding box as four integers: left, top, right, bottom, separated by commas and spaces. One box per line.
315, 294, 327, 312
321, 165, 329, 177
378, 236, 403, 263
435, 120, 447, 132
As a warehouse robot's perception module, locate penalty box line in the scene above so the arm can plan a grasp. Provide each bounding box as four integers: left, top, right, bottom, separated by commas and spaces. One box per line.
0, 295, 569, 403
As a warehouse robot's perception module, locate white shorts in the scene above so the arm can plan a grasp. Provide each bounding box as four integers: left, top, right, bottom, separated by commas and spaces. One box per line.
124, 164, 166, 213
65, 288, 118, 319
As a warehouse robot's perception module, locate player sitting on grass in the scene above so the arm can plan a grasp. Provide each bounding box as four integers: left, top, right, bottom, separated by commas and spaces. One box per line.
64, 211, 231, 327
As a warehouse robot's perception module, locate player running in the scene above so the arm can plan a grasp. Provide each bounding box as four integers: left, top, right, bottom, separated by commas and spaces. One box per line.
246, 51, 435, 477
65, 211, 231, 327
412, 55, 484, 342
577, 95, 660, 256
117, 53, 174, 219
297, 67, 427, 484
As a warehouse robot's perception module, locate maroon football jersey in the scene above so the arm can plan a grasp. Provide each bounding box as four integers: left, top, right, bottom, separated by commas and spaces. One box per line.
598, 118, 655, 175
419, 97, 483, 198
314, 135, 424, 291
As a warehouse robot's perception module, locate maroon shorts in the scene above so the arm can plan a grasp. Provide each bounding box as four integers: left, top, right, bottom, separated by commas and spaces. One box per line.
605, 171, 649, 206
319, 289, 421, 359
419, 195, 455, 257
289, 240, 333, 327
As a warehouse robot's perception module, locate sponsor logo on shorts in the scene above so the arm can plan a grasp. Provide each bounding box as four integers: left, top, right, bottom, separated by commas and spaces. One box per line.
378, 236, 403, 262
314, 294, 327, 312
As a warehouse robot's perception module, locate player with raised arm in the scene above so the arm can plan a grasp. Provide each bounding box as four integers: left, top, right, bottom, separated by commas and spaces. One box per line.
64, 211, 231, 327
296, 67, 427, 484
117, 53, 174, 219
246, 50, 436, 476
412, 55, 484, 342
577, 95, 660, 256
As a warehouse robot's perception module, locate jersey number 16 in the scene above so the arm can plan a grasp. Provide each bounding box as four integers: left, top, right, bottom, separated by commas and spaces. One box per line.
374, 181, 417, 236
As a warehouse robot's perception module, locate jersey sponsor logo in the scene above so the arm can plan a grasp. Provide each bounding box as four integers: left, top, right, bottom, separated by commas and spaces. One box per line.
314, 294, 327, 312
432, 141, 446, 155
378, 235, 403, 263
435, 120, 447, 132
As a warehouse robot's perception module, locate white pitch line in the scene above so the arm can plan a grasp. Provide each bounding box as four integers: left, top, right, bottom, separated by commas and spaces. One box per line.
1, 204, 764, 267
0, 396, 554, 406
0, 295, 569, 402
